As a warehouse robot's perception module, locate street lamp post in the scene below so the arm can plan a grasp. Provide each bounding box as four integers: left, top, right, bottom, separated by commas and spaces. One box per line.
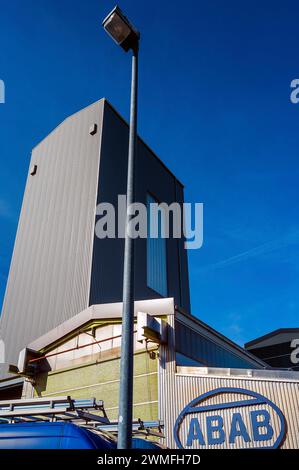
102, 6, 140, 449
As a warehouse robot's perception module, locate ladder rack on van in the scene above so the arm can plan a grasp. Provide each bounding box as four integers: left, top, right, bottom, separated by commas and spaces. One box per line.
0, 396, 109, 424
95, 419, 164, 438
0, 396, 164, 439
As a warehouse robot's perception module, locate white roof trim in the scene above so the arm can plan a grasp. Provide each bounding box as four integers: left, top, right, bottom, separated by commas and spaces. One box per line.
27, 298, 175, 352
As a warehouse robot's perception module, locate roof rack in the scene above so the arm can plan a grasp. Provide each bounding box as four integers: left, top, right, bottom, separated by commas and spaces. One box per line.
94, 418, 164, 438
0, 396, 165, 439
0, 396, 109, 425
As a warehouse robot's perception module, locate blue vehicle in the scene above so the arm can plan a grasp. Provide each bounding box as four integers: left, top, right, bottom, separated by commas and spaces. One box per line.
0, 421, 115, 449
0, 396, 164, 449
0, 421, 162, 449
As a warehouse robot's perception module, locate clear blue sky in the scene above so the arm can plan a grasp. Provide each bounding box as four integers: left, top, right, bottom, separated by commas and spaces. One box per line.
0, 0, 298, 345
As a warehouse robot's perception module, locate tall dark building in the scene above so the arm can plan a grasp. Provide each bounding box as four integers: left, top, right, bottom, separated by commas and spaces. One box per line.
245, 328, 299, 370
0, 99, 190, 382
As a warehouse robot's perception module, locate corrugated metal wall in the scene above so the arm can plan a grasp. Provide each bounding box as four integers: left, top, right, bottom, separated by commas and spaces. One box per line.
172, 374, 299, 448
158, 314, 299, 449
89, 102, 191, 312
146, 194, 168, 297
0, 100, 104, 378
0, 98, 191, 383
175, 321, 260, 369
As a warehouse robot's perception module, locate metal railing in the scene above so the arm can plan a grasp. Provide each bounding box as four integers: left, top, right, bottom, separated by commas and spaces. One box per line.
0, 396, 109, 424
0, 396, 164, 439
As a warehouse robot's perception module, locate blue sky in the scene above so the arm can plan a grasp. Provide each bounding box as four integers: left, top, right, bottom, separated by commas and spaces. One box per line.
0, 0, 298, 345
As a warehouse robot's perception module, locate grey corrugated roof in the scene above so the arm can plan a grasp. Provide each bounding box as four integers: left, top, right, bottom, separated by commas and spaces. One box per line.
245, 328, 299, 348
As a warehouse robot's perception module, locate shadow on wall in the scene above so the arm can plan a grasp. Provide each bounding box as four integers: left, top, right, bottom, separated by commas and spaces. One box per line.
34, 371, 49, 397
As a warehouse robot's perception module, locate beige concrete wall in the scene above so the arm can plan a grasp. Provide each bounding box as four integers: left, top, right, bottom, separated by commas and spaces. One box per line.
33, 349, 158, 422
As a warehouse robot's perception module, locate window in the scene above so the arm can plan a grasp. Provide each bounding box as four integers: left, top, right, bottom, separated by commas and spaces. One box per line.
147, 193, 168, 296
175, 321, 260, 369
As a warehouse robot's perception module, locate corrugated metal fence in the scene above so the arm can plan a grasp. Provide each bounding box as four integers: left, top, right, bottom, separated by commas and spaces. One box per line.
159, 368, 299, 449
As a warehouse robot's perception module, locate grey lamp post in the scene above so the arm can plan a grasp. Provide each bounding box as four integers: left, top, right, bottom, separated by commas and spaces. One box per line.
102, 6, 140, 449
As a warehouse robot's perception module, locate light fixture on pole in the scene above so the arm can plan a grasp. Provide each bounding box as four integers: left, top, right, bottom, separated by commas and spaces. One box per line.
102, 6, 140, 450
103, 6, 140, 51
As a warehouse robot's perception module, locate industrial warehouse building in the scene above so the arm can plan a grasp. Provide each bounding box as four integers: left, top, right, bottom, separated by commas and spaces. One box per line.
245, 329, 299, 371
14, 298, 299, 448
0, 100, 298, 448
0, 98, 189, 384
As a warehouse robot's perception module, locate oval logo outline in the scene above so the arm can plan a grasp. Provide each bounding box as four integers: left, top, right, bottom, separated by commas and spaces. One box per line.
174, 387, 285, 449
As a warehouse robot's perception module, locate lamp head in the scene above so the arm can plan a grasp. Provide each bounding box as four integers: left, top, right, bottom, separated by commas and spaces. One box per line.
102, 5, 140, 52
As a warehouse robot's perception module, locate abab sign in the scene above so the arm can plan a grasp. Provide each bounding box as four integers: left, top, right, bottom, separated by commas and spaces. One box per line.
174, 387, 285, 449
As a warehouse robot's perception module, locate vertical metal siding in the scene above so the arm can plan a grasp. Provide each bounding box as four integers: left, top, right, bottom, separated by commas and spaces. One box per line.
146, 194, 168, 297
175, 321, 259, 369
176, 374, 299, 449
89, 102, 190, 310
158, 315, 299, 449
174, 181, 191, 313
0, 100, 105, 377
159, 368, 299, 449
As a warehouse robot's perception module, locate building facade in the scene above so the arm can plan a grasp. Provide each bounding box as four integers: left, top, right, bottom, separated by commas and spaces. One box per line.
1, 99, 298, 449
245, 329, 299, 371
16, 298, 299, 449
0, 99, 190, 383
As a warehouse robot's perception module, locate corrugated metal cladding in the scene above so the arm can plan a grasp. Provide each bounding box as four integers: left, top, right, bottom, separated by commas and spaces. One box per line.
0, 100, 105, 378
89, 102, 190, 311
158, 315, 299, 449
159, 370, 299, 449
0, 99, 191, 381
175, 321, 259, 369
146, 193, 168, 297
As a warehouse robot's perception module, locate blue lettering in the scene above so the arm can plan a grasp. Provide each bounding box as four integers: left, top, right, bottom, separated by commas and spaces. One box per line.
206, 415, 225, 445
229, 412, 251, 444
186, 418, 205, 446
251, 410, 274, 442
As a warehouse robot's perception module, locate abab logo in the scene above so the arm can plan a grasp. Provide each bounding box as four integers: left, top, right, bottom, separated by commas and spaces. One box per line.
174, 387, 285, 449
